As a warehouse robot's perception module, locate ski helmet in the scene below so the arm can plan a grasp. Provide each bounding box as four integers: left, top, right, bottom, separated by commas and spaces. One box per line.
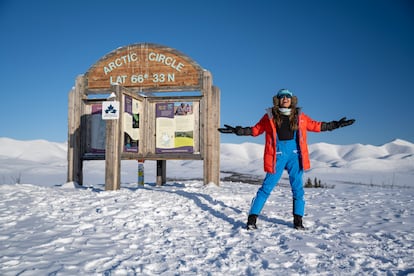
276, 89, 293, 99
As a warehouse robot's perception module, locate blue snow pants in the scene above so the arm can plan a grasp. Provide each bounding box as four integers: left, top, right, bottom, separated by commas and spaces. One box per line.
249, 136, 305, 216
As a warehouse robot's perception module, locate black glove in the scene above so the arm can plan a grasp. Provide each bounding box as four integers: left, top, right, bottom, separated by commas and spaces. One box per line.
218, 124, 252, 136
218, 124, 235, 133
321, 117, 355, 131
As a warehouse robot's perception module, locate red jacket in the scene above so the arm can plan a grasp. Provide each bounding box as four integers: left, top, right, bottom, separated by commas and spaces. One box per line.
251, 109, 322, 173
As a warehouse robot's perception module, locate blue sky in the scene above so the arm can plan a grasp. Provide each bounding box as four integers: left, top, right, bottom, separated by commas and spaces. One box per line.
1, 0, 413, 146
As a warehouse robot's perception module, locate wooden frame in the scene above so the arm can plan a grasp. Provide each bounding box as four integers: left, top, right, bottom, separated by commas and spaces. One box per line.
67, 43, 220, 190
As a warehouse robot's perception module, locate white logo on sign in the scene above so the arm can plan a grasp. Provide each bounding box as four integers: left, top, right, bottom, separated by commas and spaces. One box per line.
102, 101, 120, 120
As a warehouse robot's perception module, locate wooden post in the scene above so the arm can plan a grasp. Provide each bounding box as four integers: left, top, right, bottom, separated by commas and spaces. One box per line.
105, 85, 122, 190
211, 85, 220, 184
156, 160, 166, 186
67, 75, 84, 185
203, 71, 220, 185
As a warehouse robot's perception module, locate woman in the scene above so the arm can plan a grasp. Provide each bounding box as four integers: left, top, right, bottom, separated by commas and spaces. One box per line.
219, 89, 355, 230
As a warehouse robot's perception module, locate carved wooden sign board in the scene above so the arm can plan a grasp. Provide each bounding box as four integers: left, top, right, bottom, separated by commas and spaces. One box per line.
68, 43, 220, 188
85, 43, 203, 90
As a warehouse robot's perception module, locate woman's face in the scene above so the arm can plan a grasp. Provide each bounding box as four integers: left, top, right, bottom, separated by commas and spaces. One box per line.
279, 96, 292, 108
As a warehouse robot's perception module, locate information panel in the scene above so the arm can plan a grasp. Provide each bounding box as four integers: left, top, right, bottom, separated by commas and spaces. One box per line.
155, 102, 195, 153
90, 104, 106, 153
123, 95, 142, 153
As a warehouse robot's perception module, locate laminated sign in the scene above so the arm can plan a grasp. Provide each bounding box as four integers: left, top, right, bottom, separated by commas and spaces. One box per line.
102, 101, 120, 120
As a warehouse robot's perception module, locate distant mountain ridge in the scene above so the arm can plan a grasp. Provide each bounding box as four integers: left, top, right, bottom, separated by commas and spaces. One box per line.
0, 137, 413, 173
220, 139, 414, 173
0, 137, 413, 186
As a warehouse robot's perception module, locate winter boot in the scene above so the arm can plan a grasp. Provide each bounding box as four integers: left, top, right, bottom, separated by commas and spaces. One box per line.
293, 214, 305, 230
246, 214, 258, 230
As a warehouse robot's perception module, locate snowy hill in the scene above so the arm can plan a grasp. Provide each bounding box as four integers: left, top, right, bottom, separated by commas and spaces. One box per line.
221, 139, 414, 187
0, 137, 67, 163
0, 137, 414, 275
0, 137, 413, 187
220, 139, 414, 170
309, 139, 414, 169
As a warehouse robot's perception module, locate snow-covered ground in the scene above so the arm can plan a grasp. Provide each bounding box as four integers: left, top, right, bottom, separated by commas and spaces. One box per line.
0, 137, 413, 275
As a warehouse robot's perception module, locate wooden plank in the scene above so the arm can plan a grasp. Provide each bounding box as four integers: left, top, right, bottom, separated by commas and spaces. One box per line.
85, 43, 203, 90
105, 85, 122, 190
156, 160, 166, 186
203, 71, 214, 185
67, 88, 75, 182
211, 85, 221, 185
67, 75, 84, 184
120, 152, 203, 160
201, 73, 221, 186
193, 101, 200, 153
145, 99, 155, 155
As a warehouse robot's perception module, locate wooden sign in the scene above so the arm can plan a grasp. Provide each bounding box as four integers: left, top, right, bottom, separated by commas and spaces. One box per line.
86, 43, 203, 90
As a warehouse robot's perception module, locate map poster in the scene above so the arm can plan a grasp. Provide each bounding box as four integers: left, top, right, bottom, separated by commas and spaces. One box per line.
123, 95, 140, 152
90, 104, 106, 153
155, 102, 194, 153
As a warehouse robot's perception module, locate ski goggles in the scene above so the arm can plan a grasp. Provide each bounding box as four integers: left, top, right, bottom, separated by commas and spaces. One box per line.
276, 89, 293, 99
277, 94, 292, 99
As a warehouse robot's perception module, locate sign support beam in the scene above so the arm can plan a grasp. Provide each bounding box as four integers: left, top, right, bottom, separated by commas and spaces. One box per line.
105, 85, 122, 190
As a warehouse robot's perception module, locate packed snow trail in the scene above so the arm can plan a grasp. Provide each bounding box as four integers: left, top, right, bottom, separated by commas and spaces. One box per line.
1, 181, 413, 275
